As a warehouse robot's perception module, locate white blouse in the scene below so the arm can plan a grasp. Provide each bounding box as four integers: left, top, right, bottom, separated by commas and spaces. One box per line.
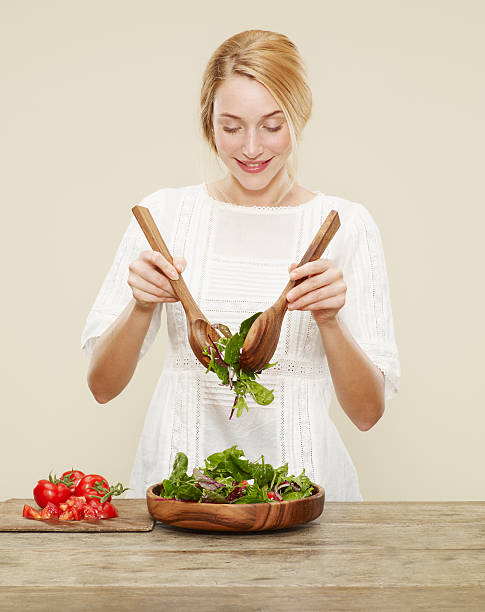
81, 183, 400, 501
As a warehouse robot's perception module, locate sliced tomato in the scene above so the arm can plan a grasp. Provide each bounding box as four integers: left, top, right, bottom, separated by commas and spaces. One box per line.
23, 504, 42, 520
66, 496, 87, 509
40, 502, 60, 519
83, 504, 99, 520
58, 510, 74, 521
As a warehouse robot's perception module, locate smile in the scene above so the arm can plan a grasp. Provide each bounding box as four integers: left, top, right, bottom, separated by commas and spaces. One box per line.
235, 158, 273, 173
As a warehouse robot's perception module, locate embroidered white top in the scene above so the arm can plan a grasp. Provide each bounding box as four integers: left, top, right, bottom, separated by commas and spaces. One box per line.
80, 182, 400, 501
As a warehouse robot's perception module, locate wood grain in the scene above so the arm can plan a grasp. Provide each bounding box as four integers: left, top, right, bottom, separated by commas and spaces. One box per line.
2, 501, 484, 611
1, 587, 485, 612
146, 483, 325, 531
0, 499, 154, 532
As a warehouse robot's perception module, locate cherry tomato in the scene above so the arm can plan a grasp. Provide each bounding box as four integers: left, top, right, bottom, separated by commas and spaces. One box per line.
33, 479, 71, 508
74, 474, 110, 501
60, 469, 85, 493
267, 491, 275, 500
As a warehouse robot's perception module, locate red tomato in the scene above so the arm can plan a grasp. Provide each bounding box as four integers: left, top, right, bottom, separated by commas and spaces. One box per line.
267, 491, 275, 500
40, 502, 60, 519
98, 502, 118, 519
60, 469, 85, 493
23, 504, 41, 520
33, 479, 71, 508
74, 475, 110, 501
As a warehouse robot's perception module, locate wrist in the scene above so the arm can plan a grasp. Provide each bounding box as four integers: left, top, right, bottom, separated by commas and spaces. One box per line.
315, 313, 341, 333
132, 298, 158, 315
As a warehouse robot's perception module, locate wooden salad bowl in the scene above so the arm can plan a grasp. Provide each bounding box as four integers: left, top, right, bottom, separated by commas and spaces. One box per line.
146, 483, 325, 532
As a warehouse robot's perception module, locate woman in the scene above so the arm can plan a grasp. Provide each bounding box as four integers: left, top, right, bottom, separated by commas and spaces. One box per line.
81, 29, 400, 501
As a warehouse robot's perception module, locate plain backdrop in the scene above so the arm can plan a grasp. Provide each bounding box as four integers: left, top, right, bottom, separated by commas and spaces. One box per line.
1, 0, 484, 500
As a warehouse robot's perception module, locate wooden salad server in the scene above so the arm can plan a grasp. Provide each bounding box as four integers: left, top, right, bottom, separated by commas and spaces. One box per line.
132, 205, 220, 368
238, 210, 341, 373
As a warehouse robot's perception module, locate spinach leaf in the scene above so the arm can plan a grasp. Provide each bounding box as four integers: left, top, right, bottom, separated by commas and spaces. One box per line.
176, 482, 202, 501
239, 312, 262, 339
170, 452, 189, 480
235, 395, 248, 418
224, 333, 244, 367
246, 380, 274, 405
232, 484, 269, 504
251, 458, 275, 488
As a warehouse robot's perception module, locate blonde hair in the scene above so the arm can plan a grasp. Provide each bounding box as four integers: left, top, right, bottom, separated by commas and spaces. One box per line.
199, 29, 312, 203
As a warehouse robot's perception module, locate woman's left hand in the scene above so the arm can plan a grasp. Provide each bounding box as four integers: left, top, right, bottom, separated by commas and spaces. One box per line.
286, 259, 347, 327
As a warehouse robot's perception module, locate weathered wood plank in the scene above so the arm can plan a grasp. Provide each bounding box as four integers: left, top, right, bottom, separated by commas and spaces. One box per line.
1, 521, 485, 551
1, 548, 485, 588
322, 502, 485, 524
1, 586, 485, 611
0, 499, 154, 532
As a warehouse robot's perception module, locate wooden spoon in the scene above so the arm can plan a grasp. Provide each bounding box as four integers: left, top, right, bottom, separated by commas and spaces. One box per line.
238, 210, 341, 372
132, 205, 220, 367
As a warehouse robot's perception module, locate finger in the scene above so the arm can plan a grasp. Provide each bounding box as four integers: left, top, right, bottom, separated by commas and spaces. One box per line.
173, 256, 187, 273
288, 261, 298, 272
287, 268, 342, 303
289, 258, 333, 280
302, 294, 346, 311
128, 275, 174, 299
132, 288, 179, 304
130, 260, 173, 292
288, 281, 346, 310
143, 250, 179, 280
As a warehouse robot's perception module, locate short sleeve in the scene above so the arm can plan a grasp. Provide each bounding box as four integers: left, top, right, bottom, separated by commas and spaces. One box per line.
80, 211, 163, 362
336, 203, 400, 399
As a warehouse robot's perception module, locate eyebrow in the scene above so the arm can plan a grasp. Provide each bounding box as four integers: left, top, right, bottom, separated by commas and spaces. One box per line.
217, 110, 284, 120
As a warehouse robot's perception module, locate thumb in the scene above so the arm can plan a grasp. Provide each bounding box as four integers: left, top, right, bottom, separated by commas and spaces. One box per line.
173, 256, 187, 273
288, 262, 298, 272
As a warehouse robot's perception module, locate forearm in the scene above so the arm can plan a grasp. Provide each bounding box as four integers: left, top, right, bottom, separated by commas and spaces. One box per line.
87, 299, 158, 404
317, 316, 385, 431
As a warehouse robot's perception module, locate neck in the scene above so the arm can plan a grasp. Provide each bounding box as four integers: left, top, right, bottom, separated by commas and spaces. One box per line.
218, 168, 294, 207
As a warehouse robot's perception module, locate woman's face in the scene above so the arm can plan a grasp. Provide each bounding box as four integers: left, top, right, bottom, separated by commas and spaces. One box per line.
212, 75, 292, 190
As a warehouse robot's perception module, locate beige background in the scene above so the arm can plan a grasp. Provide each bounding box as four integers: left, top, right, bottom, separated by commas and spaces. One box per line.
1, 1, 484, 501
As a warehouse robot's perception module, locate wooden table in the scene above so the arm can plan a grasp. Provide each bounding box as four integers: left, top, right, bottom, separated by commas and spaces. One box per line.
1, 501, 485, 610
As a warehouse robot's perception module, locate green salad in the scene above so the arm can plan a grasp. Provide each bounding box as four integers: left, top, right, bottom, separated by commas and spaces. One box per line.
202, 313, 277, 419
158, 445, 314, 504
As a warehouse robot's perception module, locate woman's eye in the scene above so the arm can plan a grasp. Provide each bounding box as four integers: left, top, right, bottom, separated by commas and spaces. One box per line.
222, 125, 283, 134
265, 125, 282, 132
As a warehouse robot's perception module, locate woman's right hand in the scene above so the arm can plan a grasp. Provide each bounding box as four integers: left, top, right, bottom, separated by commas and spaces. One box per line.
128, 251, 187, 309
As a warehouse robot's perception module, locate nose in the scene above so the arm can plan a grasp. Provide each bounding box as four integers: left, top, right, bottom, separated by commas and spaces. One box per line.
242, 127, 264, 159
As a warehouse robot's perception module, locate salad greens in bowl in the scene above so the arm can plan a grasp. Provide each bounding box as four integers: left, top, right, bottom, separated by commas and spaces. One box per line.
146, 446, 325, 531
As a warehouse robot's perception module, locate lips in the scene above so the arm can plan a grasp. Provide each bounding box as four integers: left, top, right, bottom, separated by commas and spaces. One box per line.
235, 158, 273, 173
